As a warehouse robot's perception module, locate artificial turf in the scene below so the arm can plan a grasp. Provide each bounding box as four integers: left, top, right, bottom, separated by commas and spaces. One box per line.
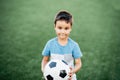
0, 0, 120, 80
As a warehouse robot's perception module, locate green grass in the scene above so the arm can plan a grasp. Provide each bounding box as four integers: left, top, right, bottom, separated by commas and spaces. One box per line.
0, 0, 120, 80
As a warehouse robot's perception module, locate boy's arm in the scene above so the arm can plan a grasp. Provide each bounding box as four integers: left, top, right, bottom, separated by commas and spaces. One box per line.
41, 56, 49, 72
69, 58, 82, 79
73, 58, 82, 73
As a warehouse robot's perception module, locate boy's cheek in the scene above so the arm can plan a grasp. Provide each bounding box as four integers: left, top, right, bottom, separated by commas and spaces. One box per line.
55, 29, 60, 32
66, 31, 71, 34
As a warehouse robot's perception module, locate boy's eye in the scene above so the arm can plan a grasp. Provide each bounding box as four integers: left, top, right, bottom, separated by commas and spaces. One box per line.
58, 27, 62, 29
65, 27, 69, 30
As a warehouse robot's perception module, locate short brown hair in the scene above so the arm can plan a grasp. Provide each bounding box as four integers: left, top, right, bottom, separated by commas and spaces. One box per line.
54, 10, 73, 26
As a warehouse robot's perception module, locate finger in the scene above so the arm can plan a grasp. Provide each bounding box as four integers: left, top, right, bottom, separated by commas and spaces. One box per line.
69, 67, 72, 70
68, 77, 72, 80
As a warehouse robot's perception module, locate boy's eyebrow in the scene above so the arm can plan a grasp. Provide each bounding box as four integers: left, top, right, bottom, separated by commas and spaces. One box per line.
57, 26, 62, 27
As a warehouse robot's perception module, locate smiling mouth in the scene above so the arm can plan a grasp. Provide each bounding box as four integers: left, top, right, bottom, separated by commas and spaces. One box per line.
60, 34, 65, 36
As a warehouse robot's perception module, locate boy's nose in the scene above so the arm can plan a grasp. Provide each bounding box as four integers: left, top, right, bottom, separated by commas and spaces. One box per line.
61, 29, 65, 33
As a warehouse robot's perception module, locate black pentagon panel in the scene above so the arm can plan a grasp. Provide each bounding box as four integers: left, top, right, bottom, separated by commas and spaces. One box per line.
49, 62, 56, 68
62, 60, 68, 65
46, 75, 53, 80
59, 70, 67, 78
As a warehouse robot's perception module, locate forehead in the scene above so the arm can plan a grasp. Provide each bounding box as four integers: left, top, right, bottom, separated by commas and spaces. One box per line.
55, 20, 71, 27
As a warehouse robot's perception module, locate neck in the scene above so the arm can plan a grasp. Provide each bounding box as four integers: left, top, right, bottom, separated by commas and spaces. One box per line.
58, 38, 68, 46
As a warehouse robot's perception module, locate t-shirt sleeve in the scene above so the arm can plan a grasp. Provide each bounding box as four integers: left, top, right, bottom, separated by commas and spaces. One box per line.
42, 41, 50, 56
72, 43, 83, 59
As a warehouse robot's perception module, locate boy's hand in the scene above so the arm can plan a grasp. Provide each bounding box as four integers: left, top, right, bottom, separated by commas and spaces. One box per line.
68, 67, 74, 80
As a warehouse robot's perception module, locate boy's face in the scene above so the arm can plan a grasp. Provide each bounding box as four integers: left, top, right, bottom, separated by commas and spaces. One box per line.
55, 20, 72, 40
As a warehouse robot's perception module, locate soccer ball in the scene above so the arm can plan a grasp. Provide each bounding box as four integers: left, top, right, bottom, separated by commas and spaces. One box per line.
43, 59, 70, 80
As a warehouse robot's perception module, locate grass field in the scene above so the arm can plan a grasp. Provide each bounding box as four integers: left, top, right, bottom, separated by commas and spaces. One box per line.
0, 0, 120, 80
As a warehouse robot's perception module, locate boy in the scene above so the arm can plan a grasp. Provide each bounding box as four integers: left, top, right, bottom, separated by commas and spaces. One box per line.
41, 10, 82, 80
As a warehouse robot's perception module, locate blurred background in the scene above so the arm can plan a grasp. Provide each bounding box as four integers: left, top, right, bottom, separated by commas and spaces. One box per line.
0, 0, 120, 80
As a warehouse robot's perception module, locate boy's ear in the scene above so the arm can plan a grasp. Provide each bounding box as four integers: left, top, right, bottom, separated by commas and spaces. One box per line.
70, 26, 72, 31
70, 28, 72, 32
54, 24, 56, 28
54, 24, 56, 30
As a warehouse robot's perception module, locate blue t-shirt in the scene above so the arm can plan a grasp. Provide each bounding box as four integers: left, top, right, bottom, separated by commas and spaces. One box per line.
42, 37, 82, 67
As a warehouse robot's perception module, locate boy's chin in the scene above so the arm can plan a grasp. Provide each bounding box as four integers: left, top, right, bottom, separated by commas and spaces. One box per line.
59, 37, 68, 40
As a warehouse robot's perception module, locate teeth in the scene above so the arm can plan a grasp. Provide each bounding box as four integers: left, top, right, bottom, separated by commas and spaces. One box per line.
60, 34, 65, 36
